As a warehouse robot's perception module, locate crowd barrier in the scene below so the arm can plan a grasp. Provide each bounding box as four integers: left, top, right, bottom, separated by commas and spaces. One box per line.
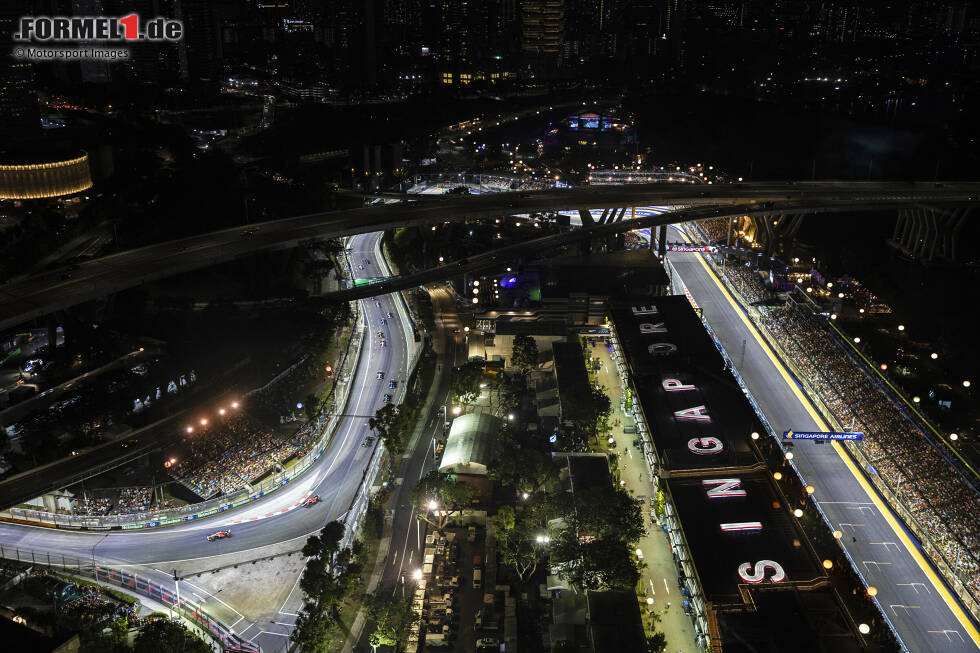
0, 545, 259, 653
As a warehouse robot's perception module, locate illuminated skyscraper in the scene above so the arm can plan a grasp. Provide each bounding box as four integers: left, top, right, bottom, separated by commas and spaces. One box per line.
522, 0, 565, 56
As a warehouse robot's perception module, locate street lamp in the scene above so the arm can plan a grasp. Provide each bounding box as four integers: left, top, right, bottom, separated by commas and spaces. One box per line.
452, 405, 462, 415
867, 586, 878, 597
930, 353, 938, 360
186, 426, 193, 434
412, 568, 423, 581
508, 413, 515, 421
964, 380, 972, 388
231, 401, 239, 408
750, 431, 759, 440
793, 508, 804, 518
427, 499, 439, 512
950, 433, 958, 441
785, 451, 794, 460
200, 418, 207, 426
822, 559, 833, 570
805, 485, 815, 495
897, 324, 905, 331
858, 624, 870, 635
832, 530, 843, 539
773, 472, 782, 480
853, 337, 860, 343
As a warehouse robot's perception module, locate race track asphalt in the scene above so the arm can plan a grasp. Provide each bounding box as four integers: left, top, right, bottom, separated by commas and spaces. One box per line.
669, 244, 980, 652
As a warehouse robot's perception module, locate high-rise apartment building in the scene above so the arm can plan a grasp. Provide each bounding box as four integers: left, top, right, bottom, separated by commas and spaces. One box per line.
522, 0, 565, 55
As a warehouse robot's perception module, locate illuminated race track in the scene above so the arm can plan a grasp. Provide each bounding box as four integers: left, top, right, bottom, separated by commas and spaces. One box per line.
1, 181, 979, 331
0, 232, 409, 591
666, 227, 980, 652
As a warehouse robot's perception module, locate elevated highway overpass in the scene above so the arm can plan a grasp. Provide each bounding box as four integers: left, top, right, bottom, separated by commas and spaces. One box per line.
1, 181, 977, 332
321, 196, 953, 303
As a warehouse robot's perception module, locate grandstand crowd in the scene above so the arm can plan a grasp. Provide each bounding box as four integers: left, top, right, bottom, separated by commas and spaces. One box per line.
170, 414, 315, 499
724, 272, 980, 597
695, 216, 732, 242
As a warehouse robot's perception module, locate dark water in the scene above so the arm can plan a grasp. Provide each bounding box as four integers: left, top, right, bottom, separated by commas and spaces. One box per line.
628, 93, 978, 181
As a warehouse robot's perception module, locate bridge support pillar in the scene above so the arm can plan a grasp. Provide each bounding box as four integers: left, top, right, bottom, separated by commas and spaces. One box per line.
658, 224, 667, 258
42, 493, 58, 513
889, 206, 971, 264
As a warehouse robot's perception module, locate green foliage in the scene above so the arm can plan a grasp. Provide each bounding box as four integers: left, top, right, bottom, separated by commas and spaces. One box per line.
365, 592, 415, 649
488, 438, 558, 494
565, 485, 645, 545
451, 360, 485, 404
79, 617, 130, 653
133, 619, 211, 653
412, 471, 475, 530
492, 505, 516, 534
299, 521, 363, 621
550, 532, 643, 591
545, 484, 645, 592
369, 403, 409, 455
291, 600, 341, 653
647, 632, 668, 653
497, 520, 546, 582
655, 490, 666, 519
511, 334, 539, 370
590, 385, 612, 420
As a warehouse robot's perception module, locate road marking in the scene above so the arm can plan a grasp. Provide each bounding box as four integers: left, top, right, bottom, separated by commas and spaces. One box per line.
898, 582, 931, 594
279, 562, 307, 614
928, 630, 965, 642
178, 577, 247, 620
869, 541, 903, 554
684, 250, 980, 646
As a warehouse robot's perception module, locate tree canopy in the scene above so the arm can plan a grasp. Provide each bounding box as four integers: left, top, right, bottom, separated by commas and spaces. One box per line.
451, 360, 485, 404
488, 438, 558, 495
369, 402, 409, 455
550, 532, 643, 591
133, 620, 211, 653
365, 592, 415, 649
511, 334, 539, 370
411, 471, 475, 530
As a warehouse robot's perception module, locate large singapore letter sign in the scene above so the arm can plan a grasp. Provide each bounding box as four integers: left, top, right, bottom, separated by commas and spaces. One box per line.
737, 560, 786, 584
703, 478, 746, 498
674, 405, 711, 422
687, 437, 723, 455
662, 378, 697, 392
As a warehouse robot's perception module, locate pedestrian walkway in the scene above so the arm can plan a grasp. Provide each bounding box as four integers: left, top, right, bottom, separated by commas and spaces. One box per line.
586, 338, 700, 652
